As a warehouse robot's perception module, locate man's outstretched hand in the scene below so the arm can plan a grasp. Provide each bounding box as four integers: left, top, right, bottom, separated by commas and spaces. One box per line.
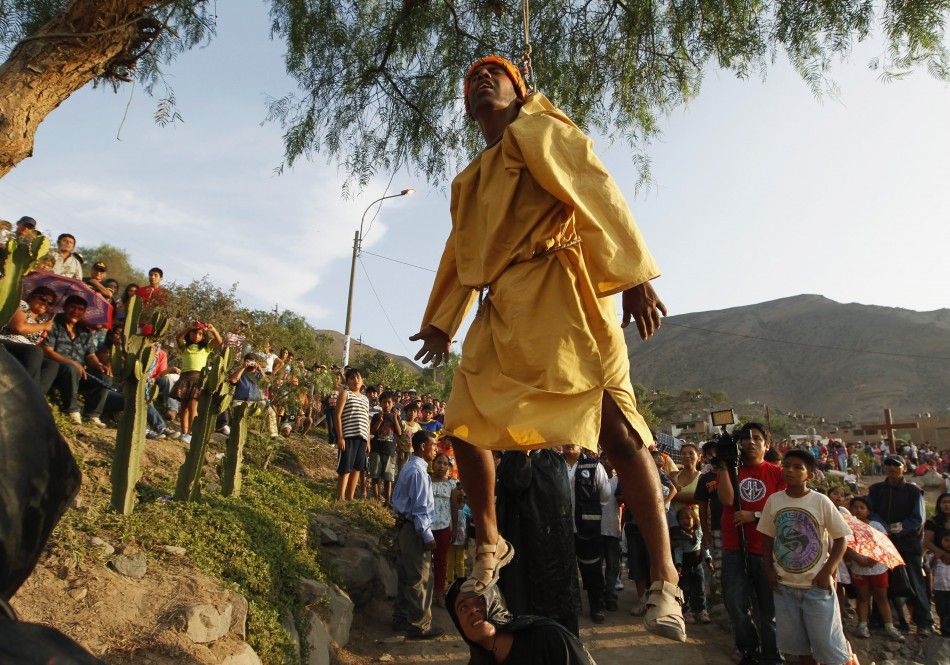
410, 325, 451, 367
621, 282, 668, 341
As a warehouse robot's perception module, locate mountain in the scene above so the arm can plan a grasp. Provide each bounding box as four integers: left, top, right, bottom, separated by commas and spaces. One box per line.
315, 329, 421, 373
625, 294, 950, 422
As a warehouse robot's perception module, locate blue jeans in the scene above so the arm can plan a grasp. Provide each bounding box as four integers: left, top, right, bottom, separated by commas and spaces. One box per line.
721, 551, 782, 664
773, 585, 849, 664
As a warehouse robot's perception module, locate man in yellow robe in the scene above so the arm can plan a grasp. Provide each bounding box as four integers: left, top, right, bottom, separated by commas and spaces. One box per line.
411, 55, 684, 641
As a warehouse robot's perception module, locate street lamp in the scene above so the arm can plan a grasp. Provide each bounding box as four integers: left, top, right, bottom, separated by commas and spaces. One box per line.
342, 187, 415, 366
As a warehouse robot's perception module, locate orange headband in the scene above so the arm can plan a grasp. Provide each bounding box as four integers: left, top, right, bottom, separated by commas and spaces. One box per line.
463, 55, 527, 116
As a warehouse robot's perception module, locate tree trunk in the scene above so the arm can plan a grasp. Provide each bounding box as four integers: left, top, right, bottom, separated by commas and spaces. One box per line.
0, 0, 160, 178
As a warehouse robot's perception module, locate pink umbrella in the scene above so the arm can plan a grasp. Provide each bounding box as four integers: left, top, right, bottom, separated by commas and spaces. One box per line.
21, 272, 113, 328
842, 513, 905, 569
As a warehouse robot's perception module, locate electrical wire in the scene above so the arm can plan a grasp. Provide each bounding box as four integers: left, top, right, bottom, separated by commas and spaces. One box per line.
357, 257, 414, 357
661, 320, 950, 361
360, 250, 436, 273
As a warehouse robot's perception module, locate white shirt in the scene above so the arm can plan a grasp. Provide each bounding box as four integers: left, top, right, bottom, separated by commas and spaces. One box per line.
52, 252, 82, 280
263, 352, 278, 373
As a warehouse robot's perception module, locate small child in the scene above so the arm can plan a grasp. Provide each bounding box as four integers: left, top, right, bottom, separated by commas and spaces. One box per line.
847, 496, 904, 641
397, 403, 421, 473
828, 486, 854, 619
430, 452, 457, 605
929, 533, 950, 637
448, 482, 469, 583
369, 391, 402, 503
671, 506, 712, 624
758, 450, 856, 665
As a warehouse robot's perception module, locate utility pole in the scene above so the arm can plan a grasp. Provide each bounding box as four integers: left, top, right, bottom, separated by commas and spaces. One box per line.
341, 188, 415, 366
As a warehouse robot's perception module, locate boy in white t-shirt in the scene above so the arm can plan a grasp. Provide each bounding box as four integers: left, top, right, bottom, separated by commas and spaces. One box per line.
758, 450, 856, 665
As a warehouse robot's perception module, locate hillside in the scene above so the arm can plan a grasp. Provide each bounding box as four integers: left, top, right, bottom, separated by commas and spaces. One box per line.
626, 294, 950, 422
315, 329, 421, 373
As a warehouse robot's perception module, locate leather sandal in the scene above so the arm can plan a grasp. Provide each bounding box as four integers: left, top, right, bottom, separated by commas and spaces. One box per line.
460, 537, 514, 593
643, 580, 687, 642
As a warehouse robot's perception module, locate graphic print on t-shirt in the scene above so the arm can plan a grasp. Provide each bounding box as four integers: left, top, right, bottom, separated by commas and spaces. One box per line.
739, 477, 767, 503
773, 507, 822, 574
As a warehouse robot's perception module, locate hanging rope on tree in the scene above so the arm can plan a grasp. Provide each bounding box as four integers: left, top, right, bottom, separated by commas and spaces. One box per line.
520, 0, 537, 93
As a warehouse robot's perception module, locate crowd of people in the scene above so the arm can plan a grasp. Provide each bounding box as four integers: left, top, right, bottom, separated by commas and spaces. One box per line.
6, 215, 950, 665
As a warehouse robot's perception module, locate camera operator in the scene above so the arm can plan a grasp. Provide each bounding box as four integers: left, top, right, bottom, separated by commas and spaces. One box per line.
229, 353, 279, 438
716, 422, 785, 665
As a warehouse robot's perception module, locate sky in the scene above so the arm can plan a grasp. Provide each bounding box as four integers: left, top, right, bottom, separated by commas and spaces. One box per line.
1, 4, 948, 362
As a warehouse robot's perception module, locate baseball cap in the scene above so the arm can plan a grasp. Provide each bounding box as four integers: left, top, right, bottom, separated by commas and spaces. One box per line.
16, 216, 37, 229
883, 455, 905, 467
92, 261, 107, 272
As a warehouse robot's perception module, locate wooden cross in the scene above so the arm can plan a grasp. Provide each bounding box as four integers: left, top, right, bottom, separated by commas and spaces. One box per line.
861, 408, 919, 455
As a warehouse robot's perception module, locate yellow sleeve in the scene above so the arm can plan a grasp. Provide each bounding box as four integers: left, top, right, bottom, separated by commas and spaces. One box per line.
508, 111, 661, 297
419, 227, 477, 338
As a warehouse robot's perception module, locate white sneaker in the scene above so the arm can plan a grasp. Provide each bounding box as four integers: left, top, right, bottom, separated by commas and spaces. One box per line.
68, 411, 82, 425
883, 625, 905, 641
145, 429, 160, 440
181, 434, 192, 444
87, 416, 107, 429
855, 624, 870, 638
615, 580, 625, 591
698, 610, 711, 624
217, 425, 231, 436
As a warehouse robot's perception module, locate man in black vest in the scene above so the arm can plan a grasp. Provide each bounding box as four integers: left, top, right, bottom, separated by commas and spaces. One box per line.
868, 455, 933, 635
562, 444, 612, 622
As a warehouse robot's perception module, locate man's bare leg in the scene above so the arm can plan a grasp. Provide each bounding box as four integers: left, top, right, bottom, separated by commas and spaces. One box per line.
599, 394, 684, 641
452, 437, 512, 591
337, 472, 350, 501
452, 438, 499, 544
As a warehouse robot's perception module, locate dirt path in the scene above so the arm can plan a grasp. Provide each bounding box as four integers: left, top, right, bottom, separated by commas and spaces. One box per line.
347, 583, 736, 665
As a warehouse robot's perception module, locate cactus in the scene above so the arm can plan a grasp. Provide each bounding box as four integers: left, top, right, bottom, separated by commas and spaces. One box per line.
174, 347, 235, 501
109, 296, 170, 514
221, 401, 260, 497
0, 233, 50, 327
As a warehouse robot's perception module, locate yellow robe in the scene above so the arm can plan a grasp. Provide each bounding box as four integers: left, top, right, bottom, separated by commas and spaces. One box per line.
421, 93, 660, 453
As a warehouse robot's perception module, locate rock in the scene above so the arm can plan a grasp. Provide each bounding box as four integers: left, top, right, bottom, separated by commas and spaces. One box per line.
319, 526, 343, 546
378, 654, 395, 663
298, 578, 354, 647
281, 609, 301, 662
375, 557, 397, 600
922, 637, 950, 665
67, 587, 88, 601
183, 602, 233, 644
162, 545, 187, 556
328, 547, 377, 606
348, 533, 380, 553
89, 536, 115, 557
111, 553, 147, 579
304, 613, 331, 665
229, 591, 249, 640
380, 635, 405, 645
884, 641, 902, 652
219, 642, 262, 665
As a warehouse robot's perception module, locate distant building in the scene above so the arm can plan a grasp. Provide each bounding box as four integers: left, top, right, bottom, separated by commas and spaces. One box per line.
832, 415, 950, 448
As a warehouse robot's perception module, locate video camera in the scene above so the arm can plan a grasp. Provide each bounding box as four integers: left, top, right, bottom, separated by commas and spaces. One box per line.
710, 409, 741, 467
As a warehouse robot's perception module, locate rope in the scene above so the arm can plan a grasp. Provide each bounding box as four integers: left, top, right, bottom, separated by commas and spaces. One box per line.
521, 0, 536, 92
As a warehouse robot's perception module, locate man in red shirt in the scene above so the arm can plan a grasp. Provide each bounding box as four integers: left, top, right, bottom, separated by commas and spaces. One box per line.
717, 423, 785, 665
137, 267, 167, 307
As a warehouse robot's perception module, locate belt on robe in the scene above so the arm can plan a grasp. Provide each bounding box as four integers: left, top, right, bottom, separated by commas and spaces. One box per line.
475, 238, 582, 317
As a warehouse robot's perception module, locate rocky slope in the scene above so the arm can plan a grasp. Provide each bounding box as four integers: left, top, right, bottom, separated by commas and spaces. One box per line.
626, 294, 950, 421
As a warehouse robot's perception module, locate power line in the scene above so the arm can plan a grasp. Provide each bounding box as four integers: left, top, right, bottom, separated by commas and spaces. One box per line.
361, 249, 436, 273
357, 257, 414, 358
662, 320, 950, 361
